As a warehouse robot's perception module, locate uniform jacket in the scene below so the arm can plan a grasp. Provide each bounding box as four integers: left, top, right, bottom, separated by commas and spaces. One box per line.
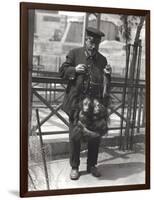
59, 47, 110, 117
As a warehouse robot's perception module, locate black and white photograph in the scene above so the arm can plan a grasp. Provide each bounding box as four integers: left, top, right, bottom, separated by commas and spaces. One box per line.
20, 2, 150, 197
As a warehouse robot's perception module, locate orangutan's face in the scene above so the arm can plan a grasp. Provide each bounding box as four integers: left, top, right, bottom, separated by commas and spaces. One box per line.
93, 99, 101, 114
82, 98, 91, 113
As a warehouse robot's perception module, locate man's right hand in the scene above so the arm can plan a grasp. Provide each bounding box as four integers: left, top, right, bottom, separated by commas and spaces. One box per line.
75, 64, 86, 74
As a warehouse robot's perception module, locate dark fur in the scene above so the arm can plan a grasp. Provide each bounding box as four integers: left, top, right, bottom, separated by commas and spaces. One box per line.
71, 97, 108, 141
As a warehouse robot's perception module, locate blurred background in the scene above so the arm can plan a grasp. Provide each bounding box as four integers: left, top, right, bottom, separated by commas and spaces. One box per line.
32, 10, 145, 78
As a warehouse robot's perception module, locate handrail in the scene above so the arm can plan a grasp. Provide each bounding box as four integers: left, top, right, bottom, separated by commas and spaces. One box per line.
32, 75, 145, 88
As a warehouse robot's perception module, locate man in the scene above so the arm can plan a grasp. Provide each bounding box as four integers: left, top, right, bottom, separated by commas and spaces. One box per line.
59, 27, 111, 180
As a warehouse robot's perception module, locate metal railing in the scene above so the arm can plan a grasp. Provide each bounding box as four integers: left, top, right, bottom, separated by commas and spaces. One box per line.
31, 71, 145, 147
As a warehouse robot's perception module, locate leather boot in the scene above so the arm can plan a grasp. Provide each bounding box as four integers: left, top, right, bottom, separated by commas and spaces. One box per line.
87, 166, 101, 177
70, 168, 80, 180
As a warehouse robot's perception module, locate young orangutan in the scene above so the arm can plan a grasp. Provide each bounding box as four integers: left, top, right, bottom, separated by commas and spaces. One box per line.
91, 98, 108, 136
71, 97, 108, 141
71, 97, 94, 141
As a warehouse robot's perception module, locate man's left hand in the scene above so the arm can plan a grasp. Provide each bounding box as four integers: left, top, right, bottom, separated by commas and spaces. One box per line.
104, 64, 112, 74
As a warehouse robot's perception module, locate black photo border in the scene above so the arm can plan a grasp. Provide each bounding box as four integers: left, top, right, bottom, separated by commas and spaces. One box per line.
20, 2, 150, 197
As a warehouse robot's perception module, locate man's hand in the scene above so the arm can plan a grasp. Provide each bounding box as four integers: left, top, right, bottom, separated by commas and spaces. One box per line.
104, 64, 112, 74
75, 64, 86, 74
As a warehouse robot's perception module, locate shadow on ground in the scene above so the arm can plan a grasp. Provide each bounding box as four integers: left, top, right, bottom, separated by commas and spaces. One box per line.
78, 161, 144, 181
97, 162, 145, 180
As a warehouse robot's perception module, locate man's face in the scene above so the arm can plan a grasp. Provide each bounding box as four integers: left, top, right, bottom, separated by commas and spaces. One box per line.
85, 36, 101, 51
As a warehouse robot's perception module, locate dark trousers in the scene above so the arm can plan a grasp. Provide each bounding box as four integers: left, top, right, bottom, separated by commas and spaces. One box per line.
69, 121, 101, 169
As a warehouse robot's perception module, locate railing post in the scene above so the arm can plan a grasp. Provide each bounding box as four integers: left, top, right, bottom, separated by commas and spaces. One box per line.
124, 42, 139, 150
36, 109, 50, 190
137, 88, 143, 133
142, 92, 145, 126
28, 169, 36, 190
119, 44, 131, 150
130, 41, 142, 150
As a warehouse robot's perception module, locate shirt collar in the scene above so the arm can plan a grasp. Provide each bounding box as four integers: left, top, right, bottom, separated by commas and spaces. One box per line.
84, 47, 98, 59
